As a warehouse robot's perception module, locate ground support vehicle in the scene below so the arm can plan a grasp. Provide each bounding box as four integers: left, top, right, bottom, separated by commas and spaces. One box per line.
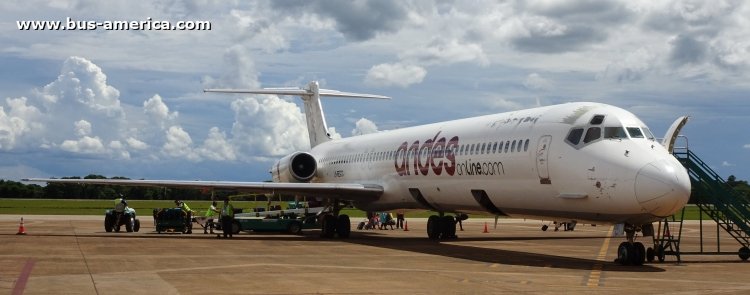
153, 208, 191, 234
104, 208, 140, 232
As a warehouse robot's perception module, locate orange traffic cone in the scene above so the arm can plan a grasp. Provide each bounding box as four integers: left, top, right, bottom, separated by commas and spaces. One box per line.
403, 220, 409, 231
16, 217, 27, 235
483, 222, 489, 233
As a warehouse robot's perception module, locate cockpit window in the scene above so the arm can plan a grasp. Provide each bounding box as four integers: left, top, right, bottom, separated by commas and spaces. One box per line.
604, 127, 627, 139
583, 127, 601, 143
590, 115, 605, 125
626, 127, 644, 138
566, 128, 584, 145
642, 127, 655, 140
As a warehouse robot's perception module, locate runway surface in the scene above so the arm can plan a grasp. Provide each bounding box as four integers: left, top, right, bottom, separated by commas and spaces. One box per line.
1, 215, 749, 294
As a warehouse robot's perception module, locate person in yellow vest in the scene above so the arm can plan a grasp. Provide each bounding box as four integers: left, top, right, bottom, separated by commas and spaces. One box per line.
175, 200, 193, 234
204, 201, 220, 234
221, 198, 235, 238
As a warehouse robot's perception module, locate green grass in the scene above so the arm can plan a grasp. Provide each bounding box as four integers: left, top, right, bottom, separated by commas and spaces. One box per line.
0, 199, 710, 220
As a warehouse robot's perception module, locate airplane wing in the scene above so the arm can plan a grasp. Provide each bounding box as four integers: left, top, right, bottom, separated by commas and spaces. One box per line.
22, 178, 383, 201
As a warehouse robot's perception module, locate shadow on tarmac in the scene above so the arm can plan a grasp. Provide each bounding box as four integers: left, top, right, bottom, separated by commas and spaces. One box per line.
5, 228, 665, 272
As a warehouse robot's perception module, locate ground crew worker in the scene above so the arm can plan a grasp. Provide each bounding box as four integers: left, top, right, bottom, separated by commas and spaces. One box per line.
204, 201, 220, 234
175, 200, 193, 234
221, 198, 235, 238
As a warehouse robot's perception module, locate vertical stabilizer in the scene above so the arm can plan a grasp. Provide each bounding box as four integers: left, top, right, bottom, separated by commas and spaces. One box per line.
302, 81, 331, 147
204, 81, 389, 149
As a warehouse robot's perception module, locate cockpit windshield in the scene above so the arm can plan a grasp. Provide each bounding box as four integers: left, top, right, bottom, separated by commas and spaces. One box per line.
626, 127, 644, 138
604, 127, 627, 139
642, 127, 655, 140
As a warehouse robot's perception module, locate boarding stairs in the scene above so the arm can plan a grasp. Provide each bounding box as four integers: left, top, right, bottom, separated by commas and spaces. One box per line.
654, 146, 750, 262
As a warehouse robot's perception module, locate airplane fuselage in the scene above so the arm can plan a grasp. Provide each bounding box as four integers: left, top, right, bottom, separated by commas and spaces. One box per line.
309, 102, 690, 225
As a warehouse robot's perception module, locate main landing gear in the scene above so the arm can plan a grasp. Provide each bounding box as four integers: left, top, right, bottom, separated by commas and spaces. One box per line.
615, 224, 647, 266
319, 199, 350, 239
426, 214, 459, 240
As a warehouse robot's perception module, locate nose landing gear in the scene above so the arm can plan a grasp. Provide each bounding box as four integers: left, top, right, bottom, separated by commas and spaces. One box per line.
615, 224, 647, 266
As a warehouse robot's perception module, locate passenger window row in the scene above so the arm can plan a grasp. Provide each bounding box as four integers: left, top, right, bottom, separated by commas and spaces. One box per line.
320, 138, 532, 166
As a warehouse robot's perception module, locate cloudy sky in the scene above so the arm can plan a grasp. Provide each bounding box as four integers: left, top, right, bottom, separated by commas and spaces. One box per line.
1, 0, 749, 182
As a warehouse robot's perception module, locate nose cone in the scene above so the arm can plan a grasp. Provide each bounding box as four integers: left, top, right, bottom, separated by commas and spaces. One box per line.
635, 158, 691, 217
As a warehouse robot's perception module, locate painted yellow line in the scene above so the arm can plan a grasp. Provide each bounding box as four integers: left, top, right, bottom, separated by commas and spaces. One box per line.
587, 226, 614, 288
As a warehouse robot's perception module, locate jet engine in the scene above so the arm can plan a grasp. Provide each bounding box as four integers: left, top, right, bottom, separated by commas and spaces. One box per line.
270, 152, 317, 183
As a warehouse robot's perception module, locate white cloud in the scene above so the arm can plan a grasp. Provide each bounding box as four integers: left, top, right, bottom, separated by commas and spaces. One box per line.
365, 63, 426, 88
196, 127, 236, 161
162, 126, 199, 161
352, 118, 379, 136
599, 47, 658, 82
401, 38, 489, 66
230, 95, 309, 157
523, 73, 552, 90
60, 136, 106, 154
743, 144, 750, 149
74, 120, 92, 137
126, 137, 149, 150
722, 161, 735, 167
143, 94, 178, 128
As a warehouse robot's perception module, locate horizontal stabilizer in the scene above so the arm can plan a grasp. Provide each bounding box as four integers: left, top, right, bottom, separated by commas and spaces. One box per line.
204, 88, 390, 99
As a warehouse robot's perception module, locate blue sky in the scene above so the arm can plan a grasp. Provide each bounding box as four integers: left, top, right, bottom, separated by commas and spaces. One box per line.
1, 0, 749, 182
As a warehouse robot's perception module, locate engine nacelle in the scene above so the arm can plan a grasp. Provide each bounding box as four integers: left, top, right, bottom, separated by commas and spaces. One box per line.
270, 152, 317, 183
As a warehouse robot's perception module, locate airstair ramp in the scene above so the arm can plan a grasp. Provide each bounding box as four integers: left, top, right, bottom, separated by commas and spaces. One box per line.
667, 147, 750, 261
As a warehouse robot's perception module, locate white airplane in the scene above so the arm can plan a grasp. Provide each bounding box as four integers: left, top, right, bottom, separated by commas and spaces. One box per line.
26, 81, 691, 266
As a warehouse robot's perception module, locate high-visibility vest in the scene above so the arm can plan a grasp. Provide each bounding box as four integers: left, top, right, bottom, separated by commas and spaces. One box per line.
222, 204, 234, 217
205, 205, 218, 217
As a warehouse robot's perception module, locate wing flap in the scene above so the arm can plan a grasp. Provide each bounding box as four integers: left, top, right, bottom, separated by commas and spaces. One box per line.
23, 178, 383, 201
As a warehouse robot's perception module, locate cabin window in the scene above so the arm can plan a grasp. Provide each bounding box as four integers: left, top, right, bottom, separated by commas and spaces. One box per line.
627, 127, 644, 138
504, 141, 510, 153
590, 115, 605, 125
492, 142, 498, 153
480, 143, 485, 154
511, 140, 517, 152
584, 127, 601, 143
566, 128, 584, 145
469, 144, 474, 155
604, 127, 627, 139
517, 140, 523, 152
524, 139, 530, 152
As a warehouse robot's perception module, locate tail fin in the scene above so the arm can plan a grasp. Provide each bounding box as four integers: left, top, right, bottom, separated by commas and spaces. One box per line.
205, 81, 389, 148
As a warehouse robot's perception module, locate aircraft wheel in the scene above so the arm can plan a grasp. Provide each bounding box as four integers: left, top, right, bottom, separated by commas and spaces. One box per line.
617, 242, 632, 266
336, 215, 351, 238
441, 215, 456, 239
426, 215, 440, 240
320, 215, 336, 238
541, 224, 548, 231
632, 242, 645, 265
739, 246, 750, 261
646, 247, 655, 263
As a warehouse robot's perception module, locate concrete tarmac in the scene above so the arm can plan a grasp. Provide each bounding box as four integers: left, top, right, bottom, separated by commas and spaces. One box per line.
1, 215, 750, 294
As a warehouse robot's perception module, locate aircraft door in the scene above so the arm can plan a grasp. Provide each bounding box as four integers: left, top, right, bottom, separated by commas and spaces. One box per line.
536, 135, 552, 184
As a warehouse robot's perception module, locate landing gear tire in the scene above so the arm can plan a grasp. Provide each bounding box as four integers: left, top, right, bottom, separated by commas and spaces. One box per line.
739, 246, 750, 261
646, 247, 655, 263
427, 215, 440, 240
632, 242, 645, 266
617, 242, 633, 266
320, 215, 336, 238
441, 215, 456, 239
541, 224, 548, 231
336, 215, 351, 238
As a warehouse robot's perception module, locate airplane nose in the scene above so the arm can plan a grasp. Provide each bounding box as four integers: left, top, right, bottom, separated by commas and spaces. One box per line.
634, 158, 691, 217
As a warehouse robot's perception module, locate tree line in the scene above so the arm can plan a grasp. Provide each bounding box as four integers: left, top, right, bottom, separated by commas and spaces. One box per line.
0, 174, 234, 200
0, 174, 749, 200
